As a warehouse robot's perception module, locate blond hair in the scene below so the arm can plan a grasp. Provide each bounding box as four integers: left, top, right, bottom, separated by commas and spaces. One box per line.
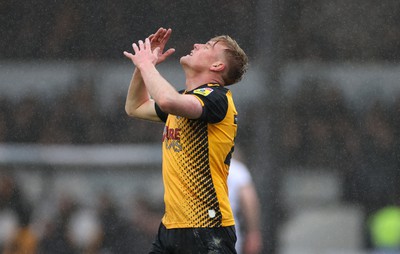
212, 35, 248, 85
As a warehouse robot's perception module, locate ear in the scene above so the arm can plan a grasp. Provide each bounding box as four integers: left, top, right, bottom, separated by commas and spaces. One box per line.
210, 61, 225, 72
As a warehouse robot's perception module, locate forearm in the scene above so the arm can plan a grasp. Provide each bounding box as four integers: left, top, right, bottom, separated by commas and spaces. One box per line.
125, 68, 151, 116
138, 63, 180, 111
125, 37, 201, 119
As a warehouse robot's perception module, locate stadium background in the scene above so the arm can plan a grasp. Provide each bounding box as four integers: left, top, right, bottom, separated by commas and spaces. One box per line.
1, 0, 400, 253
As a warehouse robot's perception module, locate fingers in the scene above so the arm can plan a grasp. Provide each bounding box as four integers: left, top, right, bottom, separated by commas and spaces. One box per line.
145, 38, 151, 48
135, 39, 152, 51
132, 42, 139, 53
124, 28, 172, 62
162, 28, 172, 43
153, 27, 165, 42
123, 51, 133, 59
128, 38, 151, 56
163, 48, 175, 58
138, 40, 145, 50
151, 27, 172, 44
125, 39, 156, 55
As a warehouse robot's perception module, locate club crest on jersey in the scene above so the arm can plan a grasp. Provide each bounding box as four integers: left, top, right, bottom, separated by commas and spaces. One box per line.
193, 87, 213, 96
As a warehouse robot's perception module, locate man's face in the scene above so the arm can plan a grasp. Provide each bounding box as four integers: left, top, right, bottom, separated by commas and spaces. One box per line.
180, 40, 227, 71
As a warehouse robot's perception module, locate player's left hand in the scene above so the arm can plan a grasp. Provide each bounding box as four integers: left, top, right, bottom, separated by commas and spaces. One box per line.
148, 27, 175, 64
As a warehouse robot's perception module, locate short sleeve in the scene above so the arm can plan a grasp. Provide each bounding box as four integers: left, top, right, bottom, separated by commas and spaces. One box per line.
155, 103, 168, 122
191, 86, 228, 123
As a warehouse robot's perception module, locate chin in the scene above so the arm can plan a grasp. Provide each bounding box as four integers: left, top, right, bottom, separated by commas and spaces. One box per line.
180, 56, 188, 64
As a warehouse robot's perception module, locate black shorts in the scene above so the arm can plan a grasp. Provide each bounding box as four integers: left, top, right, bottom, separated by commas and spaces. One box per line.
149, 223, 237, 254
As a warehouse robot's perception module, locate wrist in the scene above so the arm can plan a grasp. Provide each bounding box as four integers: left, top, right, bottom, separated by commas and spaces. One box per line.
137, 61, 155, 71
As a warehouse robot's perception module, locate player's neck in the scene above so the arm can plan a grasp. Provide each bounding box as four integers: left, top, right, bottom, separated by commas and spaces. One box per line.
184, 72, 223, 91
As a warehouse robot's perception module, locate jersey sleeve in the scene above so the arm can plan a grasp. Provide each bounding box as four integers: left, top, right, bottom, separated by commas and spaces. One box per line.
155, 103, 168, 122
154, 89, 186, 122
192, 87, 228, 124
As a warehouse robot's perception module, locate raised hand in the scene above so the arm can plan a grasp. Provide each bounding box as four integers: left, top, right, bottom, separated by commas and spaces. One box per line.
148, 27, 175, 64
123, 38, 160, 69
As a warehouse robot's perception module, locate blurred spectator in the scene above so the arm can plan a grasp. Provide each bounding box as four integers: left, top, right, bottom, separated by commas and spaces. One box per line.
391, 93, 400, 162
37, 98, 74, 144
358, 102, 399, 214
78, 191, 165, 253
276, 108, 304, 168
64, 77, 106, 144
67, 208, 101, 254
0, 98, 11, 143
228, 151, 263, 254
335, 113, 364, 204
304, 117, 336, 167
37, 195, 78, 254
2, 222, 37, 254
93, 192, 135, 253
8, 97, 44, 143
276, 78, 352, 169
129, 194, 163, 252
0, 174, 32, 230
0, 209, 17, 252
0, 174, 37, 254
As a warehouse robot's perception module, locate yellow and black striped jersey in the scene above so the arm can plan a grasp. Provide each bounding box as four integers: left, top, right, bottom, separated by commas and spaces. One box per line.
155, 83, 237, 229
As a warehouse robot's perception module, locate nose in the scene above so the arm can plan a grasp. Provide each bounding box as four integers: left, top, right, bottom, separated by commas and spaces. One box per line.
193, 43, 200, 49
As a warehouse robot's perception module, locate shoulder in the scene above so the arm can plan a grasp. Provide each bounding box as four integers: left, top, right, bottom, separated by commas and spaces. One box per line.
187, 84, 230, 123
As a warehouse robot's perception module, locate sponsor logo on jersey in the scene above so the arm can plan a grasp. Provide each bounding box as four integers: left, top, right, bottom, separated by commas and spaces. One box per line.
162, 126, 182, 152
193, 87, 213, 96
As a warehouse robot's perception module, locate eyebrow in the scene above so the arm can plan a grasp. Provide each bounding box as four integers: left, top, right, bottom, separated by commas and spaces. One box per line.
206, 41, 216, 47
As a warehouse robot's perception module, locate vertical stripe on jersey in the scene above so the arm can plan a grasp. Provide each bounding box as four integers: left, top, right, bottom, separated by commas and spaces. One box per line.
179, 118, 222, 227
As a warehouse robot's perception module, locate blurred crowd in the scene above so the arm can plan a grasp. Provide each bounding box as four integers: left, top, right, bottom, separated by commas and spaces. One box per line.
0, 78, 162, 144
274, 78, 400, 208
280, 0, 400, 62
273, 78, 400, 249
0, 0, 256, 61
2, 1, 400, 62
0, 77, 400, 253
2, 0, 400, 253
0, 173, 163, 254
